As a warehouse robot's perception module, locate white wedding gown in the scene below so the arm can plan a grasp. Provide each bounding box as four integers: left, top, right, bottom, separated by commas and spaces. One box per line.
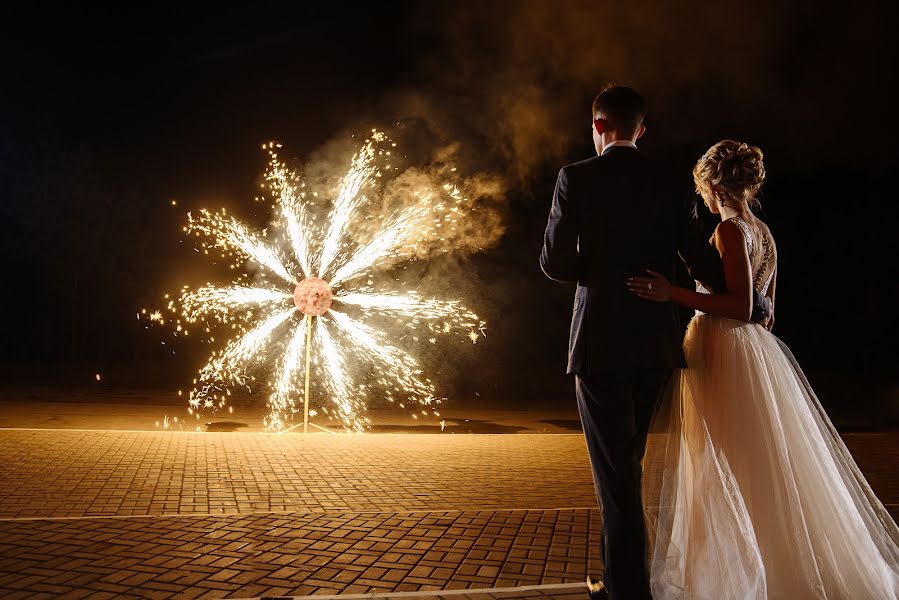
648, 217, 899, 599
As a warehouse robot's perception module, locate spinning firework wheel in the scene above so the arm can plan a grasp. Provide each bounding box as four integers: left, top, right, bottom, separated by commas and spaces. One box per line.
150, 133, 486, 433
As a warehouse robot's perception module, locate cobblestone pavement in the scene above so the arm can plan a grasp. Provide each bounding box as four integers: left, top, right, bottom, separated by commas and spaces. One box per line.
0, 430, 895, 599
0, 508, 600, 598
0, 431, 599, 519
241, 583, 588, 598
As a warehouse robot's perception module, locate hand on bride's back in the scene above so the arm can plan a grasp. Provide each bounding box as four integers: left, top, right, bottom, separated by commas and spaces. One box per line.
763, 299, 775, 330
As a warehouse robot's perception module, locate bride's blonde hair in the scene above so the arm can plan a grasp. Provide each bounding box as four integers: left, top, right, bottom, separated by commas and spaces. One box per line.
693, 140, 766, 209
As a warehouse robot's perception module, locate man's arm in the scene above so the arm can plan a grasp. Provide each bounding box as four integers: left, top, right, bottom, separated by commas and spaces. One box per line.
540, 167, 579, 283
676, 192, 726, 292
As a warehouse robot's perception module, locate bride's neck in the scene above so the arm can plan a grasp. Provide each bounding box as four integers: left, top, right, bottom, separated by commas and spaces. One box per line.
719, 201, 752, 222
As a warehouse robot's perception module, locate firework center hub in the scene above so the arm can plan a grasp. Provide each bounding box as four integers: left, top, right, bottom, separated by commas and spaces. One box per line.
293, 277, 333, 316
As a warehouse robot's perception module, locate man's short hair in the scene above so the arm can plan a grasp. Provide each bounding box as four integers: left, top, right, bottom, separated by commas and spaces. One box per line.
592, 85, 646, 137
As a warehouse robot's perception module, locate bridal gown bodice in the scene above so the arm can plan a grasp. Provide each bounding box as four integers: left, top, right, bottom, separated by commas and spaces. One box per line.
727, 216, 776, 296
696, 216, 777, 299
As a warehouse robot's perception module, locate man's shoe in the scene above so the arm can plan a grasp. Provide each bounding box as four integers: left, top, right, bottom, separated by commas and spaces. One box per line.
587, 575, 608, 599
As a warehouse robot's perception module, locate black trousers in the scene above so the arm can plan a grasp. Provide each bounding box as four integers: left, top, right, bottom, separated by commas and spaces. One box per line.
575, 367, 671, 600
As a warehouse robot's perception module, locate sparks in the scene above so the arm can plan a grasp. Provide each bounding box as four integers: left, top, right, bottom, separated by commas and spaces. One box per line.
152, 132, 487, 432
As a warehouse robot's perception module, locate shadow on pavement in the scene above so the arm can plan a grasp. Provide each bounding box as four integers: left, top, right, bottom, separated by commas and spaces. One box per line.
367, 419, 531, 434
538, 419, 583, 431
205, 421, 250, 432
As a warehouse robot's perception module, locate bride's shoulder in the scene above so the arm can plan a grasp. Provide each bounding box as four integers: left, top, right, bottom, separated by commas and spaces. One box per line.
715, 216, 778, 255
712, 218, 745, 239
710, 218, 753, 252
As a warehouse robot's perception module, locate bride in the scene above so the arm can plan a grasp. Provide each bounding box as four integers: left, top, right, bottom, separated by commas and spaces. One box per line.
627, 140, 899, 599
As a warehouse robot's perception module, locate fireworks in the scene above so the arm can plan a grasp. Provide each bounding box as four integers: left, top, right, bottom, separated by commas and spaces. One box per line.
151, 132, 486, 432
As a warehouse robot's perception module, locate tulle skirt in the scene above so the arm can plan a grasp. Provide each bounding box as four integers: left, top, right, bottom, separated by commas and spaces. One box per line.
647, 314, 899, 599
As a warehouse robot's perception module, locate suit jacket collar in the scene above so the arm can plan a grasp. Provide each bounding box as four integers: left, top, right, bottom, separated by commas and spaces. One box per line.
601, 143, 639, 156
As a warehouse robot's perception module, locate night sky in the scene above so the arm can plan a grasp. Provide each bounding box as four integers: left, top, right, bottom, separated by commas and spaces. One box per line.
2, 2, 897, 424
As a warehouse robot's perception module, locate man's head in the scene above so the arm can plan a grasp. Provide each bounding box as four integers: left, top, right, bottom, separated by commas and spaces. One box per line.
591, 85, 646, 155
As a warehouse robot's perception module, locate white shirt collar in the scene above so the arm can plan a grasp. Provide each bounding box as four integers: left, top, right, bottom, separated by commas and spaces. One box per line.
601, 140, 638, 154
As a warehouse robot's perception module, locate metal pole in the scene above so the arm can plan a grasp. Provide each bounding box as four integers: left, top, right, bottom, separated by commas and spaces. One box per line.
303, 315, 313, 433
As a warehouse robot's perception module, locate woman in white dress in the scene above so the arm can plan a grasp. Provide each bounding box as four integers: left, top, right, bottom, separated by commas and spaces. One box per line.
627, 140, 899, 599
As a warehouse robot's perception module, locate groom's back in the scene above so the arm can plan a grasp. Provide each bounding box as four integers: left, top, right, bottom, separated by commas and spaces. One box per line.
561, 147, 686, 372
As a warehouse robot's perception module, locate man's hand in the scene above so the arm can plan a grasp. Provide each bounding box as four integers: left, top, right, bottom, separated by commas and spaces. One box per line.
749, 291, 772, 325
762, 299, 775, 331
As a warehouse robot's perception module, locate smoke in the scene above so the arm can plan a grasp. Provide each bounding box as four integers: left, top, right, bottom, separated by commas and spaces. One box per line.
277, 0, 898, 265
393, 0, 898, 178
281, 131, 507, 275
381, 0, 765, 181
377, 147, 506, 257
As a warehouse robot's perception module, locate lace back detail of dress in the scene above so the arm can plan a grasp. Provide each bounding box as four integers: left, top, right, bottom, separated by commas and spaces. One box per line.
728, 217, 777, 295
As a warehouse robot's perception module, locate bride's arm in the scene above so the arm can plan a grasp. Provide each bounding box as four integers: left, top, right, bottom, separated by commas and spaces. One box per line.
628, 220, 754, 322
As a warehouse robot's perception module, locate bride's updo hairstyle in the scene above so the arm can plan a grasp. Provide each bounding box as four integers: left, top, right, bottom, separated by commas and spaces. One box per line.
693, 140, 766, 209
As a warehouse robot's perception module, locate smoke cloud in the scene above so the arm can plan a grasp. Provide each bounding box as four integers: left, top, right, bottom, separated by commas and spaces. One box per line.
393, 0, 897, 178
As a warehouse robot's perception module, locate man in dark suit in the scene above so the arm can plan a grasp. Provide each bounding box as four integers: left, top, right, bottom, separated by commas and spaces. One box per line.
540, 86, 769, 600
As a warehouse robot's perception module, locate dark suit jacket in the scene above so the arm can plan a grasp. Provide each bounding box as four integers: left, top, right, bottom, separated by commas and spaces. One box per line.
540, 146, 726, 374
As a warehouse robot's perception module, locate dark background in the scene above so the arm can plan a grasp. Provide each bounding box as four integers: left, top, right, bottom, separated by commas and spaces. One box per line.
2, 1, 897, 426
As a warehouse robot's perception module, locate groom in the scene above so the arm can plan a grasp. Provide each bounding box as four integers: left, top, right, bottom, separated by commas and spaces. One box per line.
540, 85, 770, 600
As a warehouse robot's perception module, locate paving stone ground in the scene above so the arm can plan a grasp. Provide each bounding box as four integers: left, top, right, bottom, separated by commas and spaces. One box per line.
0, 430, 895, 599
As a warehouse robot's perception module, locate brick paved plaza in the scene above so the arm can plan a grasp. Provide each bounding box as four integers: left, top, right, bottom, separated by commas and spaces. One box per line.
0, 429, 895, 599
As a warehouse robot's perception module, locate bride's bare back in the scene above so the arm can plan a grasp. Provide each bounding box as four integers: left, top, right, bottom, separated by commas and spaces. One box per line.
713, 214, 778, 327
